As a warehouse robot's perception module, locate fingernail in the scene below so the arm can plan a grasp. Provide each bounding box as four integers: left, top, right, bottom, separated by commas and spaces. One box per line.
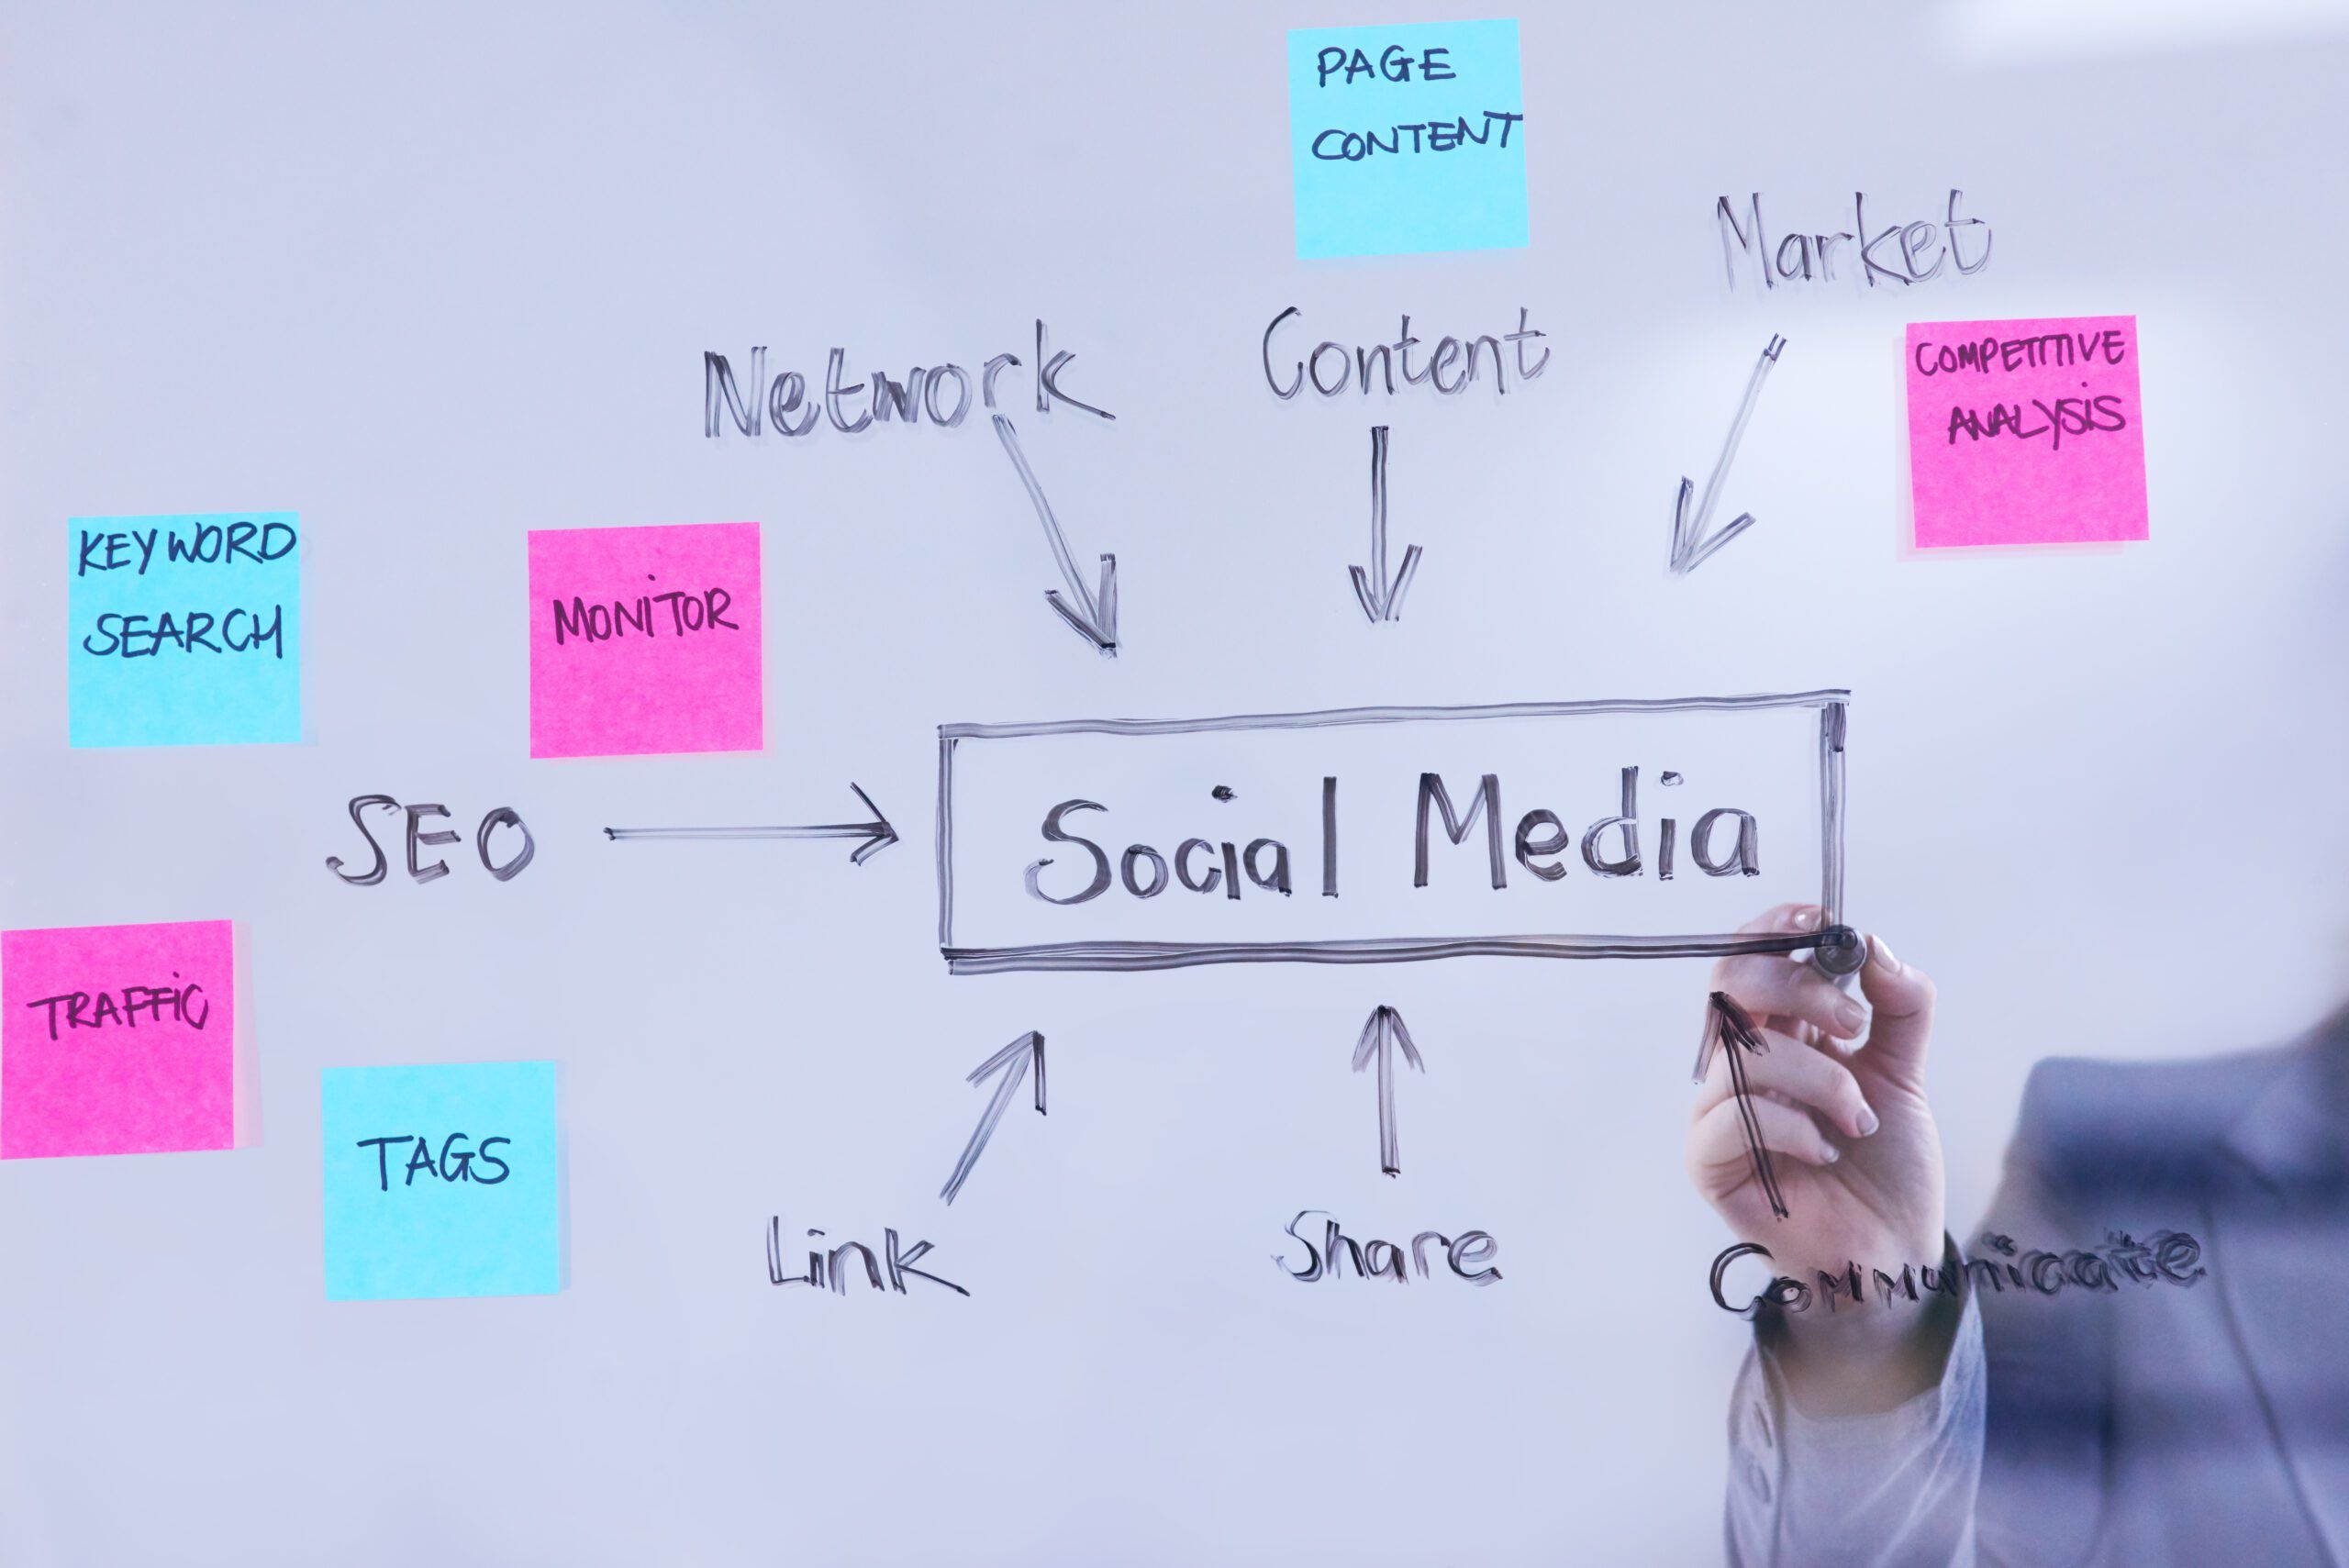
1869, 934, 1900, 972
1835, 998, 1867, 1032
1820, 1144, 1841, 1163
1787, 906, 1820, 931
1857, 1106, 1880, 1137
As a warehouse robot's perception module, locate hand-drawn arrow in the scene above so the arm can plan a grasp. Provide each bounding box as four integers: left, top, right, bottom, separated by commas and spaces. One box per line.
992, 413, 1117, 654
602, 783, 898, 865
940, 1029, 1047, 1204
1350, 425, 1422, 623
1671, 335, 1787, 575
1351, 1005, 1424, 1176
1695, 990, 1789, 1219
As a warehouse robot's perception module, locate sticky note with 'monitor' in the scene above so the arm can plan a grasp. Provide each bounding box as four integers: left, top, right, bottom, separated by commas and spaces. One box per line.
528, 520, 763, 758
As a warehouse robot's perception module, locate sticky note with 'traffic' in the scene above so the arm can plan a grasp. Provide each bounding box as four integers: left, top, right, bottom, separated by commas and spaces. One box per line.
67, 512, 301, 747
1287, 19, 1530, 260
1, 919, 235, 1159
528, 521, 763, 758
321, 1062, 562, 1301
1905, 316, 2148, 548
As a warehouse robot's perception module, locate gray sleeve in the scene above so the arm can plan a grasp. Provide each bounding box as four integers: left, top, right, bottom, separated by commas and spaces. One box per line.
1725, 1291, 1985, 1568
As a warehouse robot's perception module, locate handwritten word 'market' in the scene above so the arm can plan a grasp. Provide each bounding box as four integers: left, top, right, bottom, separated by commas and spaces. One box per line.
1716, 190, 1992, 292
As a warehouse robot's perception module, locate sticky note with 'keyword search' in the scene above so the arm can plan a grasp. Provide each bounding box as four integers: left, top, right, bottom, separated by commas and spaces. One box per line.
1905, 317, 2148, 548
1, 920, 235, 1159
1287, 19, 1529, 260
68, 512, 301, 746
528, 521, 763, 758
321, 1062, 562, 1301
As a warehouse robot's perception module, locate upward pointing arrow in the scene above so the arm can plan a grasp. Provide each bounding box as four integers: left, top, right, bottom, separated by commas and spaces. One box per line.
1350, 426, 1423, 623
1351, 1005, 1424, 1176
940, 1030, 1047, 1205
992, 414, 1118, 654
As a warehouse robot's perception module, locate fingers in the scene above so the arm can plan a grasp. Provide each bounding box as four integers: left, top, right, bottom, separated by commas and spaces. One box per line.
1856, 933, 1935, 1073
1687, 1093, 1841, 1179
1693, 1024, 1878, 1140
1710, 906, 1871, 1042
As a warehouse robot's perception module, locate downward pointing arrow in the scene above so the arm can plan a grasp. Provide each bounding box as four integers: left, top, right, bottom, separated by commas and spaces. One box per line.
602, 783, 898, 865
940, 1030, 1047, 1205
1350, 425, 1423, 623
1351, 1005, 1424, 1176
992, 414, 1118, 654
1671, 335, 1786, 575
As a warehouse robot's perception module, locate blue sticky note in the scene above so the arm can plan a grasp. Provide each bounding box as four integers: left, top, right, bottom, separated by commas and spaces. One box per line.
1287, 19, 1529, 260
67, 512, 301, 747
321, 1062, 562, 1302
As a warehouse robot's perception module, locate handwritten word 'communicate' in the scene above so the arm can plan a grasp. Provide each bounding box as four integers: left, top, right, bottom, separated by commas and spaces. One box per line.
1709, 1230, 2204, 1317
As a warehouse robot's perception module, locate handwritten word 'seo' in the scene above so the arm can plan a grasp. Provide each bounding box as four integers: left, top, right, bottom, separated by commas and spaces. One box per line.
326, 796, 536, 886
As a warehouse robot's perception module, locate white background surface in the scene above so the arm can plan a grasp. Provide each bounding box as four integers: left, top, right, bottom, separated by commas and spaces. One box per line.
5, 3, 2347, 1562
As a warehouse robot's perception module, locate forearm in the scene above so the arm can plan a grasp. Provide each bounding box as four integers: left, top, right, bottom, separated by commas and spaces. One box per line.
1726, 1288, 1985, 1568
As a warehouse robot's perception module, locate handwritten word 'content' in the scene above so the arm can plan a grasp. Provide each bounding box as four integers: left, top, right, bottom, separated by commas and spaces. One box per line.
1263, 307, 1550, 401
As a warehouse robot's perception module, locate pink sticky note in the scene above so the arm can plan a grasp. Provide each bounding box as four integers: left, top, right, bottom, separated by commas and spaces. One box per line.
528, 522, 764, 757
1905, 316, 2148, 548
2, 920, 235, 1159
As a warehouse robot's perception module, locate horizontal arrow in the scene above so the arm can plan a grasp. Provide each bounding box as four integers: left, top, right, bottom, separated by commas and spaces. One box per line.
993, 413, 1118, 654
1671, 334, 1785, 575
941, 1030, 1047, 1205
603, 783, 898, 865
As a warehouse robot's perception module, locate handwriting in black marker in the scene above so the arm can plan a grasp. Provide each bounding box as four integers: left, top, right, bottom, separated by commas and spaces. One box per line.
1352, 1005, 1424, 1176
601, 783, 896, 865
1701, 990, 1787, 1219
1350, 426, 1422, 624
937, 693, 1853, 973
992, 414, 1117, 654
940, 1030, 1046, 1205
1671, 336, 1785, 575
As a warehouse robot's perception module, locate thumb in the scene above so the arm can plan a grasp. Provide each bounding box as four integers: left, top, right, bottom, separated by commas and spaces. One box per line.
1856, 933, 1935, 1077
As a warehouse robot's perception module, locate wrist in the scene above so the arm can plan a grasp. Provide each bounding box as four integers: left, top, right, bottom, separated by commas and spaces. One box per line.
1764, 1238, 1964, 1416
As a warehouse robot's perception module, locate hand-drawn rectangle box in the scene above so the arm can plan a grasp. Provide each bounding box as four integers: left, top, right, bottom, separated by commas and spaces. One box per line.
937, 694, 1847, 974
